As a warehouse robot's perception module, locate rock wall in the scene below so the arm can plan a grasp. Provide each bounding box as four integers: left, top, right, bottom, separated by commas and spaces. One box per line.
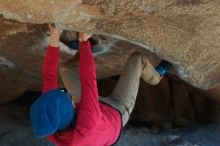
0, 76, 219, 146
98, 75, 220, 128
0, 14, 162, 102
0, 0, 219, 89
0, 2, 220, 145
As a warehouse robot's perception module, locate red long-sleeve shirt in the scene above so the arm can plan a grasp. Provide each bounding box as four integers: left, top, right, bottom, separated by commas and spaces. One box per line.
42, 42, 122, 146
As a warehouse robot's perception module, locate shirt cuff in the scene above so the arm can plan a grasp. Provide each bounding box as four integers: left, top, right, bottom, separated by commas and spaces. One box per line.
79, 41, 90, 47
48, 45, 60, 49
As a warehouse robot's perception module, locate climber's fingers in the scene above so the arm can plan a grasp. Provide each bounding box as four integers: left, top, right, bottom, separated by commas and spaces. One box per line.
78, 32, 93, 42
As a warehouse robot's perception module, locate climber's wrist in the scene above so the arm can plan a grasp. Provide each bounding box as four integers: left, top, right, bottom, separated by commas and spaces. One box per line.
79, 38, 88, 43
49, 39, 60, 47
78, 32, 92, 43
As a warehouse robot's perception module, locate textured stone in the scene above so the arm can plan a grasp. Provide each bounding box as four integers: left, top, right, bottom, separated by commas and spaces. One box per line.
0, 17, 77, 102
0, 2, 220, 144
130, 75, 220, 128
0, 0, 219, 89
0, 16, 161, 103
0, 78, 220, 146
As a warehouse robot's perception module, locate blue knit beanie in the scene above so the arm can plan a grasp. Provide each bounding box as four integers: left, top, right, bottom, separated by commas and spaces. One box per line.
30, 89, 75, 137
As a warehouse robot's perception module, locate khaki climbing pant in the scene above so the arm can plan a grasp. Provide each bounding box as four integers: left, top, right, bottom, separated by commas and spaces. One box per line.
60, 52, 160, 127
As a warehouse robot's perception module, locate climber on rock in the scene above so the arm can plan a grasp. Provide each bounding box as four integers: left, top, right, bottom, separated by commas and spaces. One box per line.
30, 24, 171, 146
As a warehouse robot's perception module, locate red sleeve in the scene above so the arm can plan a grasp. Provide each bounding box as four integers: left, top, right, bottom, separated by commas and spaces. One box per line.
42, 46, 60, 93
78, 41, 101, 126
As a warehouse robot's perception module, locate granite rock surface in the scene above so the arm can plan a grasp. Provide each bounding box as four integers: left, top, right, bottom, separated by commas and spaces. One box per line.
0, 0, 219, 89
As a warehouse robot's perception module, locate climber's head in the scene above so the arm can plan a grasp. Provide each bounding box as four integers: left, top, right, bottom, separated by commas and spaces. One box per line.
30, 89, 75, 137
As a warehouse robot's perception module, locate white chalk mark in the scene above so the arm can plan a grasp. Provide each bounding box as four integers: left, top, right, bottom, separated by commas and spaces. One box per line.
59, 42, 77, 55
0, 56, 16, 69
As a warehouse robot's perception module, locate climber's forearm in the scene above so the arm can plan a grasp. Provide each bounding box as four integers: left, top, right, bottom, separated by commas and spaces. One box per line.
42, 23, 61, 93
42, 46, 60, 93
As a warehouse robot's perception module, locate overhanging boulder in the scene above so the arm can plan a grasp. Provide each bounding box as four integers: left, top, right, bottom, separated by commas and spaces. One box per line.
0, 1, 220, 89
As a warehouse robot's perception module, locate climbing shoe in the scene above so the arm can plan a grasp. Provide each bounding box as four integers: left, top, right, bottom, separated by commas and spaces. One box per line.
155, 60, 172, 77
